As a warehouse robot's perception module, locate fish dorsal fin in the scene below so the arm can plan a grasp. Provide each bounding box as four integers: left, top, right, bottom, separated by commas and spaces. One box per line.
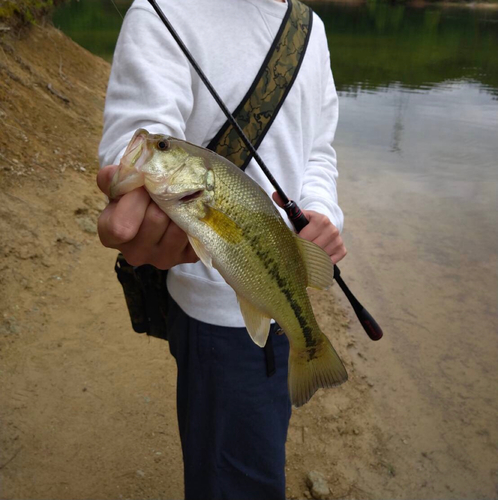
237, 294, 271, 348
294, 236, 335, 290
201, 205, 243, 245
187, 235, 212, 268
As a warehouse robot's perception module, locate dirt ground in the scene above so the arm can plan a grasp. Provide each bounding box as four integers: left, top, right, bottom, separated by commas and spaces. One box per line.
0, 23, 496, 500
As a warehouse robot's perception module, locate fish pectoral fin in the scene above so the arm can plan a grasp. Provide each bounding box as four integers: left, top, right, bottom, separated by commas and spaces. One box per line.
237, 294, 271, 348
187, 235, 213, 268
200, 205, 243, 245
294, 236, 335, 290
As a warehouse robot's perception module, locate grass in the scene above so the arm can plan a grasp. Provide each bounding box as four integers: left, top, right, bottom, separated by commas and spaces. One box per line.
0, 0, 65, 27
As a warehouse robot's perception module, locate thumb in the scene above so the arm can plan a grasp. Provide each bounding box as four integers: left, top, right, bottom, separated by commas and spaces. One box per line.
272, 191, 285, 208
96, 165, 119, 198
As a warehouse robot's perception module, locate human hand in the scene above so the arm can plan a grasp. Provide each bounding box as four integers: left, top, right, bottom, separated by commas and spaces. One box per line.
96, 165, 199, 269
272, 192, 347, 264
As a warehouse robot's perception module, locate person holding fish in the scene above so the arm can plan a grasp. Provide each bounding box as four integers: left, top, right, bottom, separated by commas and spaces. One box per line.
97, 0, 347, 499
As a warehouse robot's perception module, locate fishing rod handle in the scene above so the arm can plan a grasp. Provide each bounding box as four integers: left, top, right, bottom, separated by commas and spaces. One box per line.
287, 201, 382, 341
333, 266, 383, 341
284, 200, 309, 232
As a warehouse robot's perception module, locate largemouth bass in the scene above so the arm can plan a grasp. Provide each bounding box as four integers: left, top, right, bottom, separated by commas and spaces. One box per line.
110, 129, 348, 406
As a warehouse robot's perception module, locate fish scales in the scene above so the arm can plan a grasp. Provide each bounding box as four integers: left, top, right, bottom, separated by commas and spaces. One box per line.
110, 129, 348, 406
207, 159, 312, 340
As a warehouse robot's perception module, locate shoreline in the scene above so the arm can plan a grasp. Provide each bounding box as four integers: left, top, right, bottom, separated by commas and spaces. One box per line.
0, 23, 395, 500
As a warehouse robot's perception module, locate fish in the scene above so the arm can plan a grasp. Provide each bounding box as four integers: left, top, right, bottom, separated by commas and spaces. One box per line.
110, 129, 348, 406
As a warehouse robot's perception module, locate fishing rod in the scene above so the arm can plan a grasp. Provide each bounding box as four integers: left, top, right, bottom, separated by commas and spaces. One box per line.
146, 0, 383, 342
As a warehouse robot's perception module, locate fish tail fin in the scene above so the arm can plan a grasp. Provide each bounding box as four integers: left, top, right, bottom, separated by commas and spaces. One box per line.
288, 333, 348, 407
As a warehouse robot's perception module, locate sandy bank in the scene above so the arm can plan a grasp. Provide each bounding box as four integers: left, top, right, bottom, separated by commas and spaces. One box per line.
2, 19, 496, 500
0, 23, 390, 500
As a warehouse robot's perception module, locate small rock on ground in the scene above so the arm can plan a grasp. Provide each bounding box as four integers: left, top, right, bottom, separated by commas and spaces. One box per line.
306, 470, 330, 500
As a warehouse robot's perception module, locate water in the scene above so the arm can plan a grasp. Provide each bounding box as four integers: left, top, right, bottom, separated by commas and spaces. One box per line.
54, 1, 498, 496
317, 2, 498, 94
309, 4, 497, 497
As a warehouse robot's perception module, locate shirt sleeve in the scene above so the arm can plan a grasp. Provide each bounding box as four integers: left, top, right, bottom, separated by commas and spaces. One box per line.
299, 22, 344, 233
98, 5, 194, 168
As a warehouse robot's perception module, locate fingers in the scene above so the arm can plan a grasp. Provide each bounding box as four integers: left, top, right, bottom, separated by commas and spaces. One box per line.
299, 210, 329, 242
181, 244, 200, 264
133, 201, 170, 248
120, 211, 199, 269
151, 221, 199, 269
96, 165, 118, 198
119, 200, 171, 265
97, 164, 152, 248
96, 165, 199, 269
98, 187, 151, 248
272, 192, 285, 208
326, 233, 347, 264
330, 244, 347, 265
300, 210, 347, 264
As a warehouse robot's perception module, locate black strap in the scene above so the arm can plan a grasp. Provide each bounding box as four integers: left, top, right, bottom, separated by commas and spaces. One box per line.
264, 334, 276, 377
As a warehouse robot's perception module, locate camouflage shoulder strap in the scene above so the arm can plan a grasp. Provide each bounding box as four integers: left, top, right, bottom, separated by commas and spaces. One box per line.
207, 0, 313, 169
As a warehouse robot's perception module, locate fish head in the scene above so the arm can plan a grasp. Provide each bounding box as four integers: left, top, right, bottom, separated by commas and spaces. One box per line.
110, 129, 213, 207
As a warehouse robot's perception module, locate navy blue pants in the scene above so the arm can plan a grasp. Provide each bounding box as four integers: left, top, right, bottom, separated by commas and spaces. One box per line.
167, 297, 292, 500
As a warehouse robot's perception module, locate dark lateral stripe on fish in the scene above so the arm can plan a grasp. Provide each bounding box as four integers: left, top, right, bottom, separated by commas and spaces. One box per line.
278, 282, 318, 358
249, 233, 317, 356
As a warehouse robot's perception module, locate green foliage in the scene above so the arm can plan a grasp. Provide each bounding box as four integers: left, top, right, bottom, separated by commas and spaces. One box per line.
0, 3, 18, 20
0, 0, 64, 26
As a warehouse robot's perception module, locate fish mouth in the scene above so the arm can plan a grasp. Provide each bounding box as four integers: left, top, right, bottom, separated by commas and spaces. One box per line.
121, 129, 148, 168
180, 189, 204, 203
109, 129, 150, 199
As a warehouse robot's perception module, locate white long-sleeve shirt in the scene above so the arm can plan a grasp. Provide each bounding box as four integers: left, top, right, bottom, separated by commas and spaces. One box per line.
99, 0, 343, 327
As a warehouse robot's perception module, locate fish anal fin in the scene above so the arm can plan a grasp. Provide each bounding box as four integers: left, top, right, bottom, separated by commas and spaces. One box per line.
201, 205, 243, 245
295, 236, 334, 290
237, 294, 271, 348
187, 235, 212, 268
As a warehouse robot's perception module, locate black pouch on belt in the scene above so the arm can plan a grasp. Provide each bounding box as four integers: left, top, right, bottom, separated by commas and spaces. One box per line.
114, 253, 169, 340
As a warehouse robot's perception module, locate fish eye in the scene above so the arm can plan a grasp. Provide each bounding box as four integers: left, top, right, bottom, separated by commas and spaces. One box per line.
157, 140, 169, 151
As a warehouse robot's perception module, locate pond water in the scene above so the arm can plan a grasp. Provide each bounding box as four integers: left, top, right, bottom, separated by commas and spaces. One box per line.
54, 1, 498, 496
